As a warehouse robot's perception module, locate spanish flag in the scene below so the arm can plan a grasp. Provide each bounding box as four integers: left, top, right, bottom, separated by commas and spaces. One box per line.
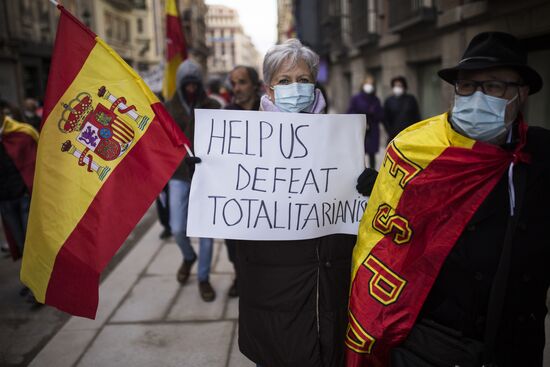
1, 116, 38, 260
345, 113, 530, 366
20, 6, 188, 319
162, 0, 187, 100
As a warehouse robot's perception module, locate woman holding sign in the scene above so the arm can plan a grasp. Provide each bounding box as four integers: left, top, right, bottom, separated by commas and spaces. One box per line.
236, 39, 358, 367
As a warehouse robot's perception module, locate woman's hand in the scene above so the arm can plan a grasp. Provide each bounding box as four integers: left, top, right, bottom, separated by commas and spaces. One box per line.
184, 156, 202, 165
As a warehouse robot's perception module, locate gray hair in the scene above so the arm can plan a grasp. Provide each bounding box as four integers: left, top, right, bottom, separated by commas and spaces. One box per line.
263, 39, 319, 86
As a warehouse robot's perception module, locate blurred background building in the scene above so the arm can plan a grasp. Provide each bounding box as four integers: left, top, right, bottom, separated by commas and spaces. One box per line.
0, 0, 248, 106
2, 0, 549, 127
286, 0, 550, 128
205, 4, 261, 81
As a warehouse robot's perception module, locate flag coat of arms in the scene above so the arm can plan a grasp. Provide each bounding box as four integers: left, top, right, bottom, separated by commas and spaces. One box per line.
20, 6, 188, 319
345, 113, 529, 365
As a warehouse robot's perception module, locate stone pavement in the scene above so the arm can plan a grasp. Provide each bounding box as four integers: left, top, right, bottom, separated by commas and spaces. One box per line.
29, 221, 254, 367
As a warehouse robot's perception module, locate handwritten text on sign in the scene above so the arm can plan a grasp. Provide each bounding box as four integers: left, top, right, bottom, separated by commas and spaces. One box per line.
187, 109, 367, 241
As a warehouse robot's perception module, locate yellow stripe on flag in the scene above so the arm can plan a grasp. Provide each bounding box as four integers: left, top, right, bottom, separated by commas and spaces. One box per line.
162, 54, 182, 101
166, 0, 179, 17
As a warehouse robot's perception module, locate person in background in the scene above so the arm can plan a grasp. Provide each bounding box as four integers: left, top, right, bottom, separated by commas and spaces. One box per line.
236, 39, 361, 367
0, 99, 40, 303
346, 74, 383, 168
22, 98, 42, 132
226, 65, 261, 111
222, 65, 262, 298
207, 78, 227, 108
165, 59, 221, 302
383, 76, 421, 142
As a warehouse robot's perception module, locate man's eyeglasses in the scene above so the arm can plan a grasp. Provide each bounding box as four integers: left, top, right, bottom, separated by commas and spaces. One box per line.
455, 80, 524, 98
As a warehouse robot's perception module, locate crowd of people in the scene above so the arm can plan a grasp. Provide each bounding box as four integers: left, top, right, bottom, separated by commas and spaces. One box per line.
2, 31, 549, 367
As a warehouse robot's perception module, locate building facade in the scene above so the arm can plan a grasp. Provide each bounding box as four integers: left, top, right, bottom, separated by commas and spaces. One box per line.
205, 4, 261, 80
0, 0, 210, 108
180, 0, 210, 72
277, 0, 295, 43
0, 0, 60, 105
293, 0, 550, 129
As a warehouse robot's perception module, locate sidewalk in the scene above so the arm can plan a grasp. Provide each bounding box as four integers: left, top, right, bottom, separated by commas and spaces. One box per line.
29, 222, 254, 367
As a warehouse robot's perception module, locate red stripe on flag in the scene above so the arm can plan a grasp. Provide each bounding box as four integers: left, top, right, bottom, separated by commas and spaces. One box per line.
42, 7, 97, 128
166, 14, 187, 61
44, 102, 186, 318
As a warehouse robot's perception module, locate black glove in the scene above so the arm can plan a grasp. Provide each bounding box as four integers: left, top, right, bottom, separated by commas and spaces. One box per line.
356, 167, 378, 196
184, 156, 202, 166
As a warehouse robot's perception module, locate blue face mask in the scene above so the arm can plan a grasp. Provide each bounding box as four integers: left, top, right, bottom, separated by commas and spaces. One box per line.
451, 91, 516, 142
272, 83, 315, 113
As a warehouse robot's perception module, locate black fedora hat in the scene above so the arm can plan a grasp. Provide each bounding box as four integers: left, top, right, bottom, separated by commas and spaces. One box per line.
438, 32, 543, 95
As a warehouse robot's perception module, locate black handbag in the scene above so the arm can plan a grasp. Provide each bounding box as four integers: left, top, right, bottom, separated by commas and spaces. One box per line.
391, 164, 527, 367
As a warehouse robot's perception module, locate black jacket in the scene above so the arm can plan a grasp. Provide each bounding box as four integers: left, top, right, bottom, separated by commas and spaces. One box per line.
237, 235, 356, 367
383, 94, 421, 141
419, 126, 550, 367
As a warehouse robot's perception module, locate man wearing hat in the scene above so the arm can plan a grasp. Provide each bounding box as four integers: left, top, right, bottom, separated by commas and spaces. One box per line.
346, 32, 550, 367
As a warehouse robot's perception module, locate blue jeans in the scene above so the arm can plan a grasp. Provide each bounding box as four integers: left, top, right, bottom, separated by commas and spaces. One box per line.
168, 179, 213, 282
0, 194, 30, 254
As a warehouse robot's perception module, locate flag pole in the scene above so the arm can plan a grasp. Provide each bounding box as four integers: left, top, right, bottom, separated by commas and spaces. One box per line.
49, 0, 59, 6
184, 143, 194, 157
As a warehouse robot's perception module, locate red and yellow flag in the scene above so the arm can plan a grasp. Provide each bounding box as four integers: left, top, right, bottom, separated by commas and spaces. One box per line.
162, 0, 187, 100
20, 6, 188, 319
1, 116, 38, 259
345, 113, 529, 366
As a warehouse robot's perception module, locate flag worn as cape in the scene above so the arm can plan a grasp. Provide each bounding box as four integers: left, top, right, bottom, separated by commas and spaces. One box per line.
20, 6, 188, 319
345, 113, 530, 366
1, 116, 38, 259
162, 0, 187, 100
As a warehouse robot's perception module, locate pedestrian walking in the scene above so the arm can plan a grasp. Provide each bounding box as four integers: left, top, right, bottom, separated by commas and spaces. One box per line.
165, 59, 221, 302
383, 76, 421, 142
346, 74, 383, 168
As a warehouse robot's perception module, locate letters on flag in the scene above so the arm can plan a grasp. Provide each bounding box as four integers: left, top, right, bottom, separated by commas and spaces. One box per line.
345, 113, 529, 366
20, 5, 188, 319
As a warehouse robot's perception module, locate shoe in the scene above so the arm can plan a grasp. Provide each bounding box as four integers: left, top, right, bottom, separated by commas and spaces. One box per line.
177, 257, 196, 284
159, 228, 172, 239
228, 278, 238, 298
199, 280, 216, 302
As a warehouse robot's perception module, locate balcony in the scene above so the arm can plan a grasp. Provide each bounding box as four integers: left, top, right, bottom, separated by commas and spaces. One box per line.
350, 0, 378, 47
107, 0, 133, 11
388, 0, 437, 32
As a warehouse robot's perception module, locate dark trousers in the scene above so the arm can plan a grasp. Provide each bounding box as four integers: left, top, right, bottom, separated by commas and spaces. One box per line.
156, 185, 170, 231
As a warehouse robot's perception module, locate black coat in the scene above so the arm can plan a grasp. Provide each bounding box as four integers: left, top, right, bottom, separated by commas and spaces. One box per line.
419, 126, 550, 367
237, 234, 356, 367
383, 94, 421, 141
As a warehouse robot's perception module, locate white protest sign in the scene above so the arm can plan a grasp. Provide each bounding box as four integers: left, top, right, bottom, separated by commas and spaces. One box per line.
187, 109, 367, 241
